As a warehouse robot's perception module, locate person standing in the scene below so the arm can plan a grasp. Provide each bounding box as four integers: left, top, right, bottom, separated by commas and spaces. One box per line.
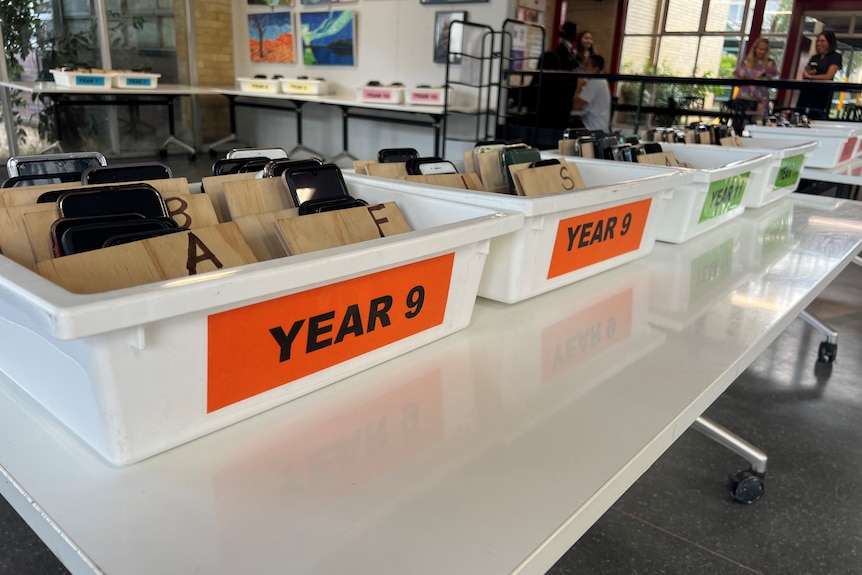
797, 31, 842, 119
733, 37, 779, 120
555, 21, 579, 71
575, 30, 593, 69
573, 54, 611, 132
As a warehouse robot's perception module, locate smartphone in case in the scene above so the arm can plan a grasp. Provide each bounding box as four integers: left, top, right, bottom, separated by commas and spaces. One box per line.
265, 157, 324, 178
281, 163, 351, 208
58, 218, 178, 256
500, 147, 541, 193
81, 163, 172, 184
377, 148, 419, 163
102, 226, 188, 248
50, 213, 148, 257
3, 172, 83, 189
226, 147, 288, 160
57, 184, 168, 220
6, 152, 107, 178
417, 161, 458, 175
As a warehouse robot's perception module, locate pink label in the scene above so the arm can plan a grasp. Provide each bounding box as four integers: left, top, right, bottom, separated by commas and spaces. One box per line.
361, 88, 394, 101
840, 137, 857, 163
410, 91, 442, 103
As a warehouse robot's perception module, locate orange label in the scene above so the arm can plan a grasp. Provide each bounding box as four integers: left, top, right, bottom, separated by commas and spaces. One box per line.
207, 253, 455, 412
547, 198, 652, 279
840, 137, 857, 163
541, 288, 634, 382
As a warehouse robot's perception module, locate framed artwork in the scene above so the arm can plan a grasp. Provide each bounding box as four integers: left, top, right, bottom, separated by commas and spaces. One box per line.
299, 11, 356, 66
248, 0, 294, 5
248, 12, 295, 63
434, 11, 466, 64
301, 0, 356, 4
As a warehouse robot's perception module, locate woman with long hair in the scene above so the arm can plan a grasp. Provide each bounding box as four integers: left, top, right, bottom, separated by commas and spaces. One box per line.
733, 37, 778, 120
574, 30, 593, 69
797, 31, 842, 119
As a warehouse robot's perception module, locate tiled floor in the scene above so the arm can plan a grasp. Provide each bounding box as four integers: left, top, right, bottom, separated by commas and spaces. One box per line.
1, 157, 860, 574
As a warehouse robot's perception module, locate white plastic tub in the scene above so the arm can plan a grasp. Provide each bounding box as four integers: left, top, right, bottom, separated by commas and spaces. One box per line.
112, 72, 161, 89
280, 78, 329, 95
745, 123, 862, 168
733, 138, 819, 207
237, 77, 281, 94
356, 85, 404, 104
50, 69, 114, 89
0, 181, 522, 465
651, 143, 772, 243
346, 158, 691, 303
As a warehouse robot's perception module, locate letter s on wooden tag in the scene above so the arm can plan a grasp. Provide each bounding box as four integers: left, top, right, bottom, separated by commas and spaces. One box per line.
515, 161, 586, 196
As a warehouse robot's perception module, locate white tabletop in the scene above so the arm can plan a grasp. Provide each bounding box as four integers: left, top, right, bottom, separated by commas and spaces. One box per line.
211, 86, 446, 115
1, 194, 861, 575
0, 81, 215, 97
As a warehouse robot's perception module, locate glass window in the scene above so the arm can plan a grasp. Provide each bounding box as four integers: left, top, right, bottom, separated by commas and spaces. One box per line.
619, 36, 657, 73
706, 0, 735, 33
657, 36, 699, 75
762, 0, 792, 34
625, 0, 660, 34
665, 0, 702, 33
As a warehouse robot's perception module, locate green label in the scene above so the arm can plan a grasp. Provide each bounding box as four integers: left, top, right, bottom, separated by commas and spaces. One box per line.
689, 238, 734, 302
699, 173, 749, 223
774, 155, 804, 189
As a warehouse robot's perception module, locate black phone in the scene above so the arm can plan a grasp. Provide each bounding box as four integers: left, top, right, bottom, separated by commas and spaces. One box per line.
212, 157, 273, 176
282, 163, 351, 207
265, 157, 324, 178
528, 158, 561, 168
298, 196, 369, 215
6, 152, 107, 178
57, 184, 168, 219
642, 142, 664, 155
50, 213, 148, 257
405, 156, 444, 175
102, 226, 189, 248
59, 218, 178, 256
2, 172, 83, 188
377, 148, 419, 163
81, 163, 172, 184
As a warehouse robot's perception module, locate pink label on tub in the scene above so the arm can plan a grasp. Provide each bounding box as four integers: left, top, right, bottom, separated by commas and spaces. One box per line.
409, 91, 442, 104
840, 137, 857, 163
362, 88, 395, 101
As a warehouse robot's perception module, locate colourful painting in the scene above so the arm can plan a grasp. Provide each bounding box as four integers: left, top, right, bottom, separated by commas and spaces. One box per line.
248, 0, 294, 5
299, 11, 355, 66
301, 0, 355, 4
248, 12, 295, 64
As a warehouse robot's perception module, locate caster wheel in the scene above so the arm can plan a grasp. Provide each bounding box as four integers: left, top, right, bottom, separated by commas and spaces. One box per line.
159, 149, 168, 158
188, 154, 196, 161
817, 341, 837, 363
727, 469, 764, 504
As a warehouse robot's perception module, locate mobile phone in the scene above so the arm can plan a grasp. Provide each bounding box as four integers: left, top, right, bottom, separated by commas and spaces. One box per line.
298, 196, 369, 215
50, 213, 148, 257
417, 160, 458, 175
2, 172, 82, 188
81, 163, 172, 184
264, 157, 324, 178
500, 147, 541, 193
377, 148, 419, 163
57, 184, 168, 219
281, 163, 351, 207
6, 152, 107, 178
212, 157, 273, 176
226, 147, 288, 160
642, 142, 664, 154
528, 159, 561, 168
59, 218, 177, 256
405, 156, 454, 175
472, 142, 506, 173
102, 226, 189, 248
